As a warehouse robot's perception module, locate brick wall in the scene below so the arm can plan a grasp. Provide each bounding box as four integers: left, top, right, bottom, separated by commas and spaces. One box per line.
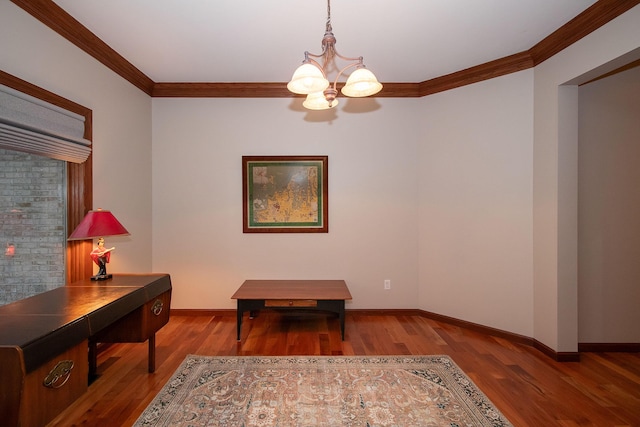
0, 148, 66, 305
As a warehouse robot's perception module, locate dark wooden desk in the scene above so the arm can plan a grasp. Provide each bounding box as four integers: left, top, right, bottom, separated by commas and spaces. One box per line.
231, 280, 352, 341
0, 274, 171, 427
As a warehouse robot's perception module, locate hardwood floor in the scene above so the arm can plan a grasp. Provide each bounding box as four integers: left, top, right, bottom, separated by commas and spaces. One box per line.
47, 311, 640, 426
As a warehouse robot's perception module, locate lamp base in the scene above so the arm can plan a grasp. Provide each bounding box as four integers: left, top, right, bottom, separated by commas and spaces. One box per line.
91, 274, 113, 281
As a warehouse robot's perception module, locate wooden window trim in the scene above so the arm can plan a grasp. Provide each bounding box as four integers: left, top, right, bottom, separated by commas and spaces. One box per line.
0, 70, 93, 283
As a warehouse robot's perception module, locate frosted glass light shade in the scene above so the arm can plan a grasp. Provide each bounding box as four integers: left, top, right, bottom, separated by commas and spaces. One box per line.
341, 68, 383, 97
303, 92, 338, 110
287, 64, 330, 94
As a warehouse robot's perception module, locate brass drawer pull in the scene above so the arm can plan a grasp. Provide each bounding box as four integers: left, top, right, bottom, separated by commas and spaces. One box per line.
43, 360, 74, 389
151, 299, 164, 316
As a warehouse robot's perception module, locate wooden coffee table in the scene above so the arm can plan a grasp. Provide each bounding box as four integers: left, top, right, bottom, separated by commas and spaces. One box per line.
231, 280, 352, 341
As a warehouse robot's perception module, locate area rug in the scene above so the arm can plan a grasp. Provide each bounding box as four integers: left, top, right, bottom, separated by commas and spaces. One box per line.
134, 355, 512, 427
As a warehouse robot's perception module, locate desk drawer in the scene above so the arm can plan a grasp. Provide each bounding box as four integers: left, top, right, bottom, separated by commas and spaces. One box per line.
265, 299, 318, 308
93, 290, 171, 343
19, 340, 88, 427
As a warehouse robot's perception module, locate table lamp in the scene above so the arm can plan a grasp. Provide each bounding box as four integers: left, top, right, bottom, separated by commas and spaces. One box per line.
68, 208, 130, 280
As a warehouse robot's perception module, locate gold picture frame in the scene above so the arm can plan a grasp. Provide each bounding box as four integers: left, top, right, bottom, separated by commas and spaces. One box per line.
242, 155, 328, 233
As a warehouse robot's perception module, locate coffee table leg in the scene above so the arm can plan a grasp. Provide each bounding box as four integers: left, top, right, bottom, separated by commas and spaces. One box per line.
339, 301, 346, 340
236, 301, 243, 341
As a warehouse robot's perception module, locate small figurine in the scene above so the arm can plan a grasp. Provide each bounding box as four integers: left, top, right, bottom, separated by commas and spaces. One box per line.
90, 237, 115, 280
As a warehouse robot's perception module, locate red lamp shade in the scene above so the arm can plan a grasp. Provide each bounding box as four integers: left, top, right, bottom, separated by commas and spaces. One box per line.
68, 209, 129, 240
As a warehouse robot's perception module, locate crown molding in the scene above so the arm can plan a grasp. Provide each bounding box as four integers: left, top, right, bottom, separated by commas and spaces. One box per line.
152, 82, 292, 98
418, 52, 534, 97
529, 0, 640, 66
11, 0, 154, 95
11, 0, 640, 98
151, 81, 424, 98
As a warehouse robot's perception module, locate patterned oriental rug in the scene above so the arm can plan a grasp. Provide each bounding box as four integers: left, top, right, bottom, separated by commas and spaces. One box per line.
134, 355, 513, 427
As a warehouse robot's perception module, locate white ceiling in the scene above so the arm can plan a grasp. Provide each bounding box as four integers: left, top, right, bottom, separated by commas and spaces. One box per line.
52, 0, 598, 84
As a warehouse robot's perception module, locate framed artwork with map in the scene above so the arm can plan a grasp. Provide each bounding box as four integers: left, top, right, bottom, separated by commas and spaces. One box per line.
242, 155, 328, 233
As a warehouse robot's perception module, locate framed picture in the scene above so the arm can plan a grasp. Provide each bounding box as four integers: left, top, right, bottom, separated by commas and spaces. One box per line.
242, 155, 328, 233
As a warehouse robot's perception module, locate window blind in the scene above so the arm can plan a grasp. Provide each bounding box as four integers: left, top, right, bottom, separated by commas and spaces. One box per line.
0, 84, 91, 163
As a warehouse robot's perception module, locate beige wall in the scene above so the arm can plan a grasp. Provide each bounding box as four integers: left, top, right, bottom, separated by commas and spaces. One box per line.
417, 70, 535, 336
0, 1, 154, 275
151, 76, 537, 338
533, 5, 640, 351
578, 66, 640, 343
151, 98, 422, 310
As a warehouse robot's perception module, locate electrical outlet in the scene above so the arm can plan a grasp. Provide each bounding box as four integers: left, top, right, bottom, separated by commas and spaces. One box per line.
384, 279, 391, 290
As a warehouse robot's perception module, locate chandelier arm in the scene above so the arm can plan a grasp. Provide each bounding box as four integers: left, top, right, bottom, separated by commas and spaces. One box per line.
305, 51, 328, 61
330, 61, 364, 89
302, 56, 329, 78
304, 42, 333, 66
332, 50, 365, 63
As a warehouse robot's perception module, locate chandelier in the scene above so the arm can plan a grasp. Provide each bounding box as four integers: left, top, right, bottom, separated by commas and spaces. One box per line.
287, 0, 383, 110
